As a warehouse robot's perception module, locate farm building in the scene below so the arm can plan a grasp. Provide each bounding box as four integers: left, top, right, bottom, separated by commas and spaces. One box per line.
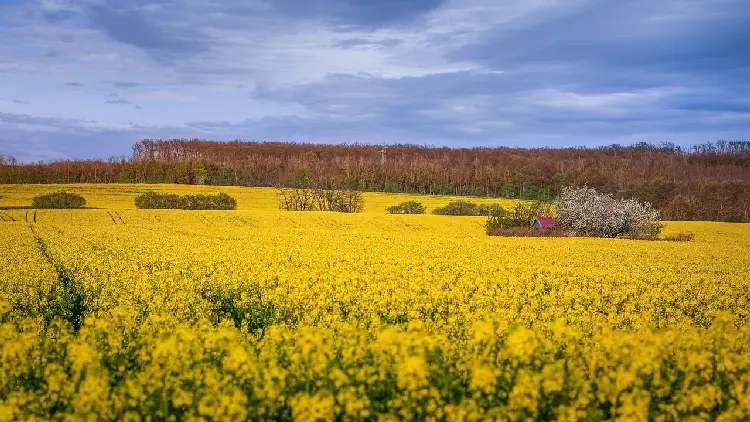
532, 217, 557, 229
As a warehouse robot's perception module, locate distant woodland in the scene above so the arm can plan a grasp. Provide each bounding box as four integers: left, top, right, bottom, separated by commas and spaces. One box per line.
2, 139, 749, 222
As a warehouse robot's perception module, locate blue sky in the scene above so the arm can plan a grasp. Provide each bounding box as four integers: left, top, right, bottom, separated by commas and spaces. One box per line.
0, 0, 748, 161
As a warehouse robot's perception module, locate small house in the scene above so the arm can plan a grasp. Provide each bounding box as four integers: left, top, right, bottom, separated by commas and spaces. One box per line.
532, 217, 557, 229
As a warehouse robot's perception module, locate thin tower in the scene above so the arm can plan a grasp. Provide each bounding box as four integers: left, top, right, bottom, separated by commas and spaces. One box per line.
379, 146, 388, 165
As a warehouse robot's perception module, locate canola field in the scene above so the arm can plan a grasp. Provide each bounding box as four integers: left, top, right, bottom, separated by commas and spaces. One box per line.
1, 184, 750, 421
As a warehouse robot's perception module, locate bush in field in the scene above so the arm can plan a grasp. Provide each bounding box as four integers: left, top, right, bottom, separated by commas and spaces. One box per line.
556, 186, 662, 239
485, 201, 555, 232
135, 192, 237, 210
317, 189, 363, 213
433, 200, 479, 216
32, 192, 86, 209
135, 192, 182, 209
181, 193, 237, 210
387, 201, 426, 214
278, 188, 363, 213
433, 201, 505, 216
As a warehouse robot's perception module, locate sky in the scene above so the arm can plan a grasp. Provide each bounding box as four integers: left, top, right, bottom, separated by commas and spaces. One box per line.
0, 0, 748, 162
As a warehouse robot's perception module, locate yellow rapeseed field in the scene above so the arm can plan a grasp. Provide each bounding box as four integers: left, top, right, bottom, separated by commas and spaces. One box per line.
1, 184, 749, 421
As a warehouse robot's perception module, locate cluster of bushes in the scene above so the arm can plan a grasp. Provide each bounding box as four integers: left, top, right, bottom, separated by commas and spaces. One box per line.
32, 192, 86, 209
485, 201, 555, 233
485, 188, 672, 240
387, 201, 426, 214
555, 186, 663, 239
135, 192, 237, 210
432, 200, 505, 216
278, 188, 363, 213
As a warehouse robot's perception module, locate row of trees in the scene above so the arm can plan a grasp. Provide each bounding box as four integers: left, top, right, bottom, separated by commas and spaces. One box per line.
2, 139, 749, 221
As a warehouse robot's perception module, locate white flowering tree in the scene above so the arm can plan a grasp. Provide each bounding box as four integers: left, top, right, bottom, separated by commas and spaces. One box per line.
556, 186, 662, 239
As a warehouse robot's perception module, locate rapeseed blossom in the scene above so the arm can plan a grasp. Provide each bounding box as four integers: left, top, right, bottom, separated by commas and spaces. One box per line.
0, 184, 749, 420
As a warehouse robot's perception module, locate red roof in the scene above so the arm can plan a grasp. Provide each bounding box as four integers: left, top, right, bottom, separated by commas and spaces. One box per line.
534, 217, 557, 228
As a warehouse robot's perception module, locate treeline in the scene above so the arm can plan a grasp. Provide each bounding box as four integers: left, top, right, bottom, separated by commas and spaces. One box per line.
1, 139, 749, 221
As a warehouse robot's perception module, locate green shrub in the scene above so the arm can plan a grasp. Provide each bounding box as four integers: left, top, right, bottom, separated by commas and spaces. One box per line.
433, 200, 478, 215
32, 192, 86, 209
181, 193, 237, 210
433, 201, 506, 216
387, 201, 426, 214
135, 192, 237, 210
134, 192, 182, 209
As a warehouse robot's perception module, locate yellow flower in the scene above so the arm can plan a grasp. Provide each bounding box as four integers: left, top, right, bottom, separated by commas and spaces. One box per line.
470, 364, 497, 394
397, 355, 429, 391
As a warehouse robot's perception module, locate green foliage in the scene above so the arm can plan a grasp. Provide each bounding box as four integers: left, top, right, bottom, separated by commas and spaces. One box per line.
387, 201, 426, 214
192, 160, 208, 185
485, 201, 555, 231
433, 200, 477, 215
32, 233, 97, 334
294, 168, 313, 188
433, 201, 506, 216
134, 192, 182, 209
660, 232, 695, 242
32, 192, 86, 209
477, 203, 506, 217
201, 285, 290, 338
135, 192, 237, 210
181, 193, 237, 210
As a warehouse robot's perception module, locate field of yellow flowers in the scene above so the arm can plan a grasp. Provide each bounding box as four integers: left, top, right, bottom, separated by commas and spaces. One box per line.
1, 184, 750, 421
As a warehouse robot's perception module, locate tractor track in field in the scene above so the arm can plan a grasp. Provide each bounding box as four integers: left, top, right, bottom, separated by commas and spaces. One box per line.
0, 211, 15, 222
105, 210, 117, 224
28, 225, 95, 334
199, 214, 215, 226
114, 211, 126, 224
26, 210, 38, 224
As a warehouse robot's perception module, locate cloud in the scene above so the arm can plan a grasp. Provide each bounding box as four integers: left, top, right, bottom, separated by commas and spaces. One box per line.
0, 0, 748, 161
333, 37, 404, 49
108, 81, 141, 88
0, 97, 29, 105
86, 1, 208, 56
64, 82, 83, 86
105, 98, 130, 105
265, 0, 448, 29
448, 0, 750, 90
0, 111, 132, 132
